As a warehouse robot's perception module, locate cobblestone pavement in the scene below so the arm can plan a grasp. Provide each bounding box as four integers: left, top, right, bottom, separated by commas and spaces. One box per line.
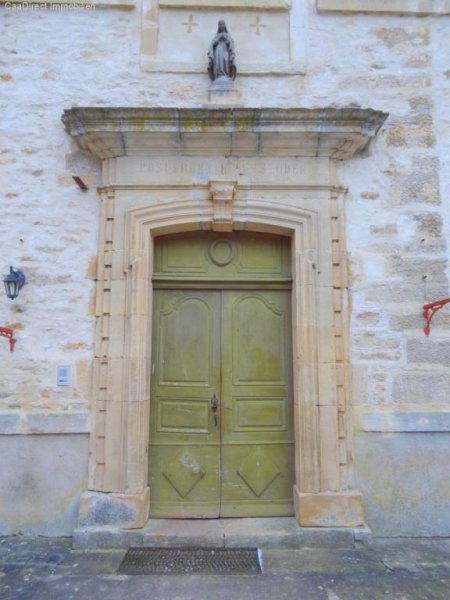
1, 536, 449, 600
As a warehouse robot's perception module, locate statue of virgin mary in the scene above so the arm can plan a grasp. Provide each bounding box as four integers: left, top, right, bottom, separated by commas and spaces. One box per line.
207, 21, 237, 82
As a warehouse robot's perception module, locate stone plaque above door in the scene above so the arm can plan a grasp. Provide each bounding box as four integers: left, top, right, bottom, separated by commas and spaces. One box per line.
140, 0, 306, 74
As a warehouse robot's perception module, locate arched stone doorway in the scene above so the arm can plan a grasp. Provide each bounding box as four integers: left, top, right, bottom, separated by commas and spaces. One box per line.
62, 107, 387, 534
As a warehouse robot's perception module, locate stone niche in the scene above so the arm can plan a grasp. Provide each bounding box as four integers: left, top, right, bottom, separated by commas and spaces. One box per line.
141, 0, 306, 74
62, 107, 387, 533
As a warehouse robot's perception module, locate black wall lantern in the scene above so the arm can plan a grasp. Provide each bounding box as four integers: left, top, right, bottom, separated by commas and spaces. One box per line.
4, 267, 26, 300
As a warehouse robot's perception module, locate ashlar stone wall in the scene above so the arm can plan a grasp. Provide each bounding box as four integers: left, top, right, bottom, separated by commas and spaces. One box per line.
0, 0, 449, 535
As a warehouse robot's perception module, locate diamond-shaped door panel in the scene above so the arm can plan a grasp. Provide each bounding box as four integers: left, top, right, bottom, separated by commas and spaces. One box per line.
237, 448, 280, 497
162, 451, 206, 498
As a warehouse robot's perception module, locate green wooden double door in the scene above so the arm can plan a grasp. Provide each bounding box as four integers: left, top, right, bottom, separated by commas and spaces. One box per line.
149, 233, 294, 518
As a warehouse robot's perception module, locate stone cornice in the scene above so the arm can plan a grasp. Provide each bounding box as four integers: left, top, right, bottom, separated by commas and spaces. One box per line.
62, 107, 388, 161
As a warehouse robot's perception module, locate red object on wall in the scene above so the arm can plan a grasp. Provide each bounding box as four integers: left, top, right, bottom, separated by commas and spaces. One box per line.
423, 298, 450, 336
0, 327, 16, 352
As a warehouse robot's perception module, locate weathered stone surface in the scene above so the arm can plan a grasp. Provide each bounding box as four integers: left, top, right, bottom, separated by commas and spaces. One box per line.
386, 255, 447, 282
392, 371, 450, 404
295, 488, 365, 528
390, 312, 434, 331
5, 536, 450, 600
407, 337, 450, 364
0, 413, 21, 434
74, 517, 362, 550
0, 411, 90, 435
27, 411, 90, 434
1, 0, 450, 539
78, 488, 150, 529
0, 434, 88, 536
356, 409, 450, 432
352, 332, 402, 363
61, 107, 388, 160
354, 432, 450, 535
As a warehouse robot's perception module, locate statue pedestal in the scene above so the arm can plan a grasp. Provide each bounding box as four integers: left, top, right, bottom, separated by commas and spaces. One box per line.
208, 76, 242, 105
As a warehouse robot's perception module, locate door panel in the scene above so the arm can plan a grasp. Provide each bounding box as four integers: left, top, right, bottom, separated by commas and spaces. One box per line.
220, 291, 294, 517
158, 295, 215, 386
231, 293, 286, 384
149, 290, 221, 518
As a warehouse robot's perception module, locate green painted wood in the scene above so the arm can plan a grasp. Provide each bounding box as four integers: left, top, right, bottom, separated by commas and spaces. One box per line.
149, 232, 294, 518
149, 290, 221, 518
153, 231, 291, 285
220, 290, 294, 517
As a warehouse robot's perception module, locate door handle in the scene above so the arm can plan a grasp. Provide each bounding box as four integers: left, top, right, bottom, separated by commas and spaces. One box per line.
210, 393, 219, 426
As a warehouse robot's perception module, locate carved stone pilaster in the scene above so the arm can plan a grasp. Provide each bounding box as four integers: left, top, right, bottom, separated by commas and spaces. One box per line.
208, 180, 237, 232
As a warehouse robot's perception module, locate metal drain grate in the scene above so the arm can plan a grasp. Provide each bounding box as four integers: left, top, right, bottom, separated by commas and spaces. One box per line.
118, 547, 262, 575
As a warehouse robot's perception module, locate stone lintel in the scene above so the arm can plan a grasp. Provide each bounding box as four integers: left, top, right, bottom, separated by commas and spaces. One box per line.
61, 107, 388, 161
294, 487, 365, 527
78, 488, 150, 529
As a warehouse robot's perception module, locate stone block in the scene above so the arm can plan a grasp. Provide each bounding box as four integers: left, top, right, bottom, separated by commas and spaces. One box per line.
392, 371, 450, 404
317, 364, 337, 406
208, 85, 242, 106
300, 527, 356, 548
26, 411, 89, 434
407, 337, 450, 365
353, 309, 384, 327
353, 524, 373, 546
74, 517, 361, 550
294, 487, 365, 528
0, 413, 22, 434
412, 211, 443, 237
354, 432, 450, 536
370, 224, 398, 236
356, 409, 450, 432
352, 332, 402, 363
386, 255, 447, 281
390, 312, 430, 331
108, 280, 126, 316
397, 156, 440, 205
73, 527, 144, 549
319, 406, 340, 491
0, 434, 88, 536
107, 315, 125, 358
365, 282, 449, 305
78, 487, 150, 529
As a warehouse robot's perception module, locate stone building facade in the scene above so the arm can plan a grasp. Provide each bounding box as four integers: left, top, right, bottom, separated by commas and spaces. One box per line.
1, 0, 449, 539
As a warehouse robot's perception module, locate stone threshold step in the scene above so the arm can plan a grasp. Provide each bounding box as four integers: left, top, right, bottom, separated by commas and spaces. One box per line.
73, 517, 372, 550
